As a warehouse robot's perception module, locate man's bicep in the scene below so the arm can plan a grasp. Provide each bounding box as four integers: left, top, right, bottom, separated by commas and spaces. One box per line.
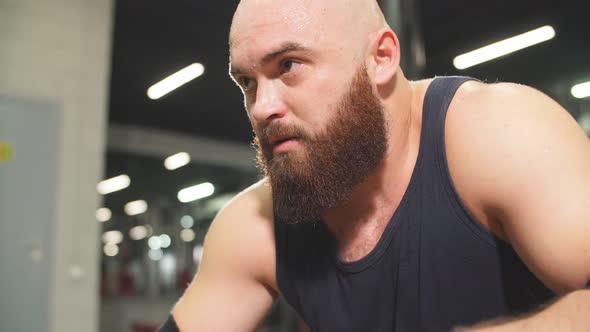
477, 84, 590, 294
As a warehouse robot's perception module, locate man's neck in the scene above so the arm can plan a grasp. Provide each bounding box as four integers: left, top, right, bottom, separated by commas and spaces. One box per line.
322, 72, 429, 262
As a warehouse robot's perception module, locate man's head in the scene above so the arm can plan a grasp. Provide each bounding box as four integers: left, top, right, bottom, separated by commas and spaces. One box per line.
229, 0, 401, 224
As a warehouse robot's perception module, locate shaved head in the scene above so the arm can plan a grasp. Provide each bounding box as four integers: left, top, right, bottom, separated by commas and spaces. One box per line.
230, 0, 390, 63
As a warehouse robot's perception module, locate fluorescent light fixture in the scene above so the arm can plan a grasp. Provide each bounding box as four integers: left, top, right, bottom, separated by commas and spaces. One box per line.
159, 234, 172, 248
102, 230, 123, 245
178, 182, 215, 203
96, 208, 112, 222
164, 152, 191, 170
149, 249, 164, 261
180, 215, 194, 229
181, 229, 196, 242
571, 81, 590, 99
125, 200, 148, 216
104, 243, 119, 257
147, 63, 205, 100
454, 25, 556, 70
129, 225, 149, 240
97, 175, 130, 195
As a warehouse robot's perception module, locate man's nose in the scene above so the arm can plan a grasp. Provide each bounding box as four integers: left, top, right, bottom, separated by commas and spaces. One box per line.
249, 81, 288, 124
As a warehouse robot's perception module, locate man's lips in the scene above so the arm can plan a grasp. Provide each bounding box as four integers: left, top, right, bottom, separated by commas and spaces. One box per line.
269, 135, 297, 146
269, 136, 300, 154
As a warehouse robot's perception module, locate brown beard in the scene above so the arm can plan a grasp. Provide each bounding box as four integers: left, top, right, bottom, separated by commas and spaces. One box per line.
253, 65, 388, 224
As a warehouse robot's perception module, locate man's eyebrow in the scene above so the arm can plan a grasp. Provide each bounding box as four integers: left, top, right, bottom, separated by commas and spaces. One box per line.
261, 42, 312, 65
229, 42, 312, 76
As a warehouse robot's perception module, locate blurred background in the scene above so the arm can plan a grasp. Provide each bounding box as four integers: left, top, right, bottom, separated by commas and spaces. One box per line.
0, 0, 588, 331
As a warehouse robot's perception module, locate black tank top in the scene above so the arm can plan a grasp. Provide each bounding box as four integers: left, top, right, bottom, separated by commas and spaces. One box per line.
274, 76, 555, 332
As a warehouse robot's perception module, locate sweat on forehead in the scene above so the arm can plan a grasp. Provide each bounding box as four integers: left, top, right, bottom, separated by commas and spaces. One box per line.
229, 0, 388, 50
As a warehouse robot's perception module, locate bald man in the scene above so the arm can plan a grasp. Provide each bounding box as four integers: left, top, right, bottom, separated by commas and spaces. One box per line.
158, 1, 590, 331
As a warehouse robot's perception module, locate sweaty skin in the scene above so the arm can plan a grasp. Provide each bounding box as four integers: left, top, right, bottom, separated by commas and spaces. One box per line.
170, 0, 590, 331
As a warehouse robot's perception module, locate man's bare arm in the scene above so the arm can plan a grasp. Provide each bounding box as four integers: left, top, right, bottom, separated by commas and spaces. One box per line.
447, 82, 590, 331
169, 181, 278, 331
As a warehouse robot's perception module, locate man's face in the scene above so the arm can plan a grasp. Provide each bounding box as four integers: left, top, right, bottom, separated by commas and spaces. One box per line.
229, 0, 388, 224
254, 64, 387, 224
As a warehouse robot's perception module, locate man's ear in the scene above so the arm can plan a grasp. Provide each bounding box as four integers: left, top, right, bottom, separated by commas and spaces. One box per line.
369, 29, 401, 86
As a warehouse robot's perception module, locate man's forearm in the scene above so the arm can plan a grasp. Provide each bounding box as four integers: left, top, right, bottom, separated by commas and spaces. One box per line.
455, 289, 590, 332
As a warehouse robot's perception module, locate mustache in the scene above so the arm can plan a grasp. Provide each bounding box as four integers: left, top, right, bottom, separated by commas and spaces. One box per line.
257, 122, 309, 147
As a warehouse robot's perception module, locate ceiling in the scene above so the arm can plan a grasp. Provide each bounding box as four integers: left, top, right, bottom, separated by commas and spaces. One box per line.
108, 0, 588, 144
109, 0, 247, 143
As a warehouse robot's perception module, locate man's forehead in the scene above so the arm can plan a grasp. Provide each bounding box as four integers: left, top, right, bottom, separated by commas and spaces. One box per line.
228, 0, 386, 72
228, 1, 329, 72
230, 0, 384, 50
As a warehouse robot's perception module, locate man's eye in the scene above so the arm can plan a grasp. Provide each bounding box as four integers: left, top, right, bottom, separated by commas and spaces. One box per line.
280, 60, 299, 74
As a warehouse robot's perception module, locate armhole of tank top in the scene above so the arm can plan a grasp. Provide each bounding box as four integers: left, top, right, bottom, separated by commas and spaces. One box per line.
434, 77, 503, 248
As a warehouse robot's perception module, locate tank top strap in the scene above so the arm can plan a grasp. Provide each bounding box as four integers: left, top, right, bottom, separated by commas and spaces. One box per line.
420, 76, 500, 245
421, 76, 476, 152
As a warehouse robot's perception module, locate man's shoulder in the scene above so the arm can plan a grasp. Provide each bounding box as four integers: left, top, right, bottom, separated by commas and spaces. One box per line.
443, 79, 574, 239
210, 178, 274, 245
449, 79, 557, 116
220, 178, 273, 220
445, 79, 567, 149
